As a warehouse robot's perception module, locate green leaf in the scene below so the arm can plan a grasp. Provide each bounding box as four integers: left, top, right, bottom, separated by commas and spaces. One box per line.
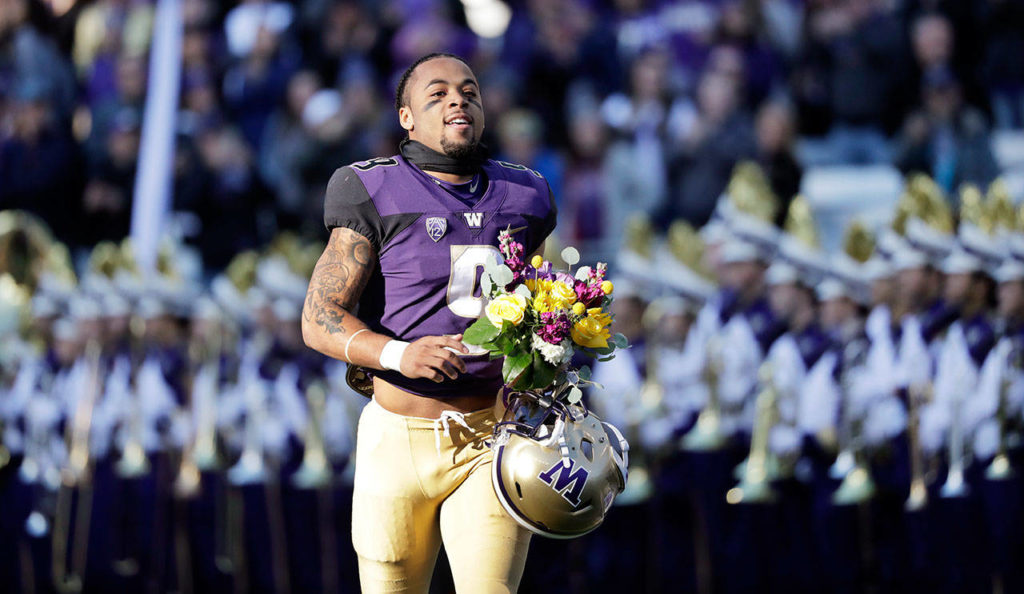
612, 333, 629, 348
577, 365, 592, 381
574, 266, 592, 281
567, 386, 583, 404
481, 274, 493, 296
463, 317, 500, 345
493, 265, 514, 286
514, 285, 532, 299
511, 363, 534, 390
502, 351, 532, 385
531, 353, 557, 389
561, 247, 580, 266
597, 356, 616, 362
493, 331, 513, 353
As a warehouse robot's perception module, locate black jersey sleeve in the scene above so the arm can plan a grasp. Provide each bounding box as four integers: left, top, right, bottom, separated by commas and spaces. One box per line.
323, 166, 386, 252
541, 182, 558, 241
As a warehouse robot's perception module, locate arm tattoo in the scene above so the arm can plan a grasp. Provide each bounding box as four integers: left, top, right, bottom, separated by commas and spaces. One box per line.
304, 228, 375, 336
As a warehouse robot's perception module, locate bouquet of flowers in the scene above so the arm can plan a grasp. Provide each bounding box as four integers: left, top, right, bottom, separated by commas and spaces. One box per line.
463, 228, 629, 401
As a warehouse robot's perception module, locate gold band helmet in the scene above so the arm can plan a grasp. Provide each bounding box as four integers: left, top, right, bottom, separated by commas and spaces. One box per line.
491, 390, 629, 539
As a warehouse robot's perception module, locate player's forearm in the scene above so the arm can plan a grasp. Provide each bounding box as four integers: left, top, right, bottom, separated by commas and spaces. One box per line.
300, 306, 391, 369
302, 226, 385, 366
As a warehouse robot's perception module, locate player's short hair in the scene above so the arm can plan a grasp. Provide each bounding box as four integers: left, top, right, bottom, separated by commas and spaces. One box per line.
394, 52, 471, 112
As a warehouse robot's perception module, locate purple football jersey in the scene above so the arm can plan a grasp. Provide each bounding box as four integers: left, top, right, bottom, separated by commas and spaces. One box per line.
324, 154, 557, 399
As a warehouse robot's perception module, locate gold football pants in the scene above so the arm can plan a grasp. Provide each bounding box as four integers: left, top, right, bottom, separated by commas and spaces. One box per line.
351, 398, 532, 593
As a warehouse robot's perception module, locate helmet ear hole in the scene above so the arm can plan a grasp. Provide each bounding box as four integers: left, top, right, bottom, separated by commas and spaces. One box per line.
580, 438, 594, 462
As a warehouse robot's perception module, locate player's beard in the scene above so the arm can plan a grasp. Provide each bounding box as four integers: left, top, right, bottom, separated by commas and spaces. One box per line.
440, 134, 479, 161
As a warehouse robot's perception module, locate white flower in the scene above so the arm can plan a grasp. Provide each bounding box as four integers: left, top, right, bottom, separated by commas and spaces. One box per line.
531, 335, 573, 366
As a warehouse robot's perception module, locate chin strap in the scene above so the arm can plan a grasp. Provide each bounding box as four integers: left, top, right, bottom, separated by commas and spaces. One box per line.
434, 410, 473, 457
602, 421, 630, 484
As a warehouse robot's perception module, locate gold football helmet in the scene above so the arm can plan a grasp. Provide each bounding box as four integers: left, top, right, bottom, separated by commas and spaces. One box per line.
491, 390, 629, 539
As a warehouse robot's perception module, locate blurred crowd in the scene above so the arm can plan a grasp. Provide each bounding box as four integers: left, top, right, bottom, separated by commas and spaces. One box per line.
4, 0, 1024, 593
2, 0, 1023, 270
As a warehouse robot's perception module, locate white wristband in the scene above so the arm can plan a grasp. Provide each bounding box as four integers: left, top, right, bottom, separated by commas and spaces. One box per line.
379, 340, 410, 373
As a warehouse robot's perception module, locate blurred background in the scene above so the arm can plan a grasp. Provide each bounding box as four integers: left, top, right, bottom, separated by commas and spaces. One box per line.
3, 0, 1024, 592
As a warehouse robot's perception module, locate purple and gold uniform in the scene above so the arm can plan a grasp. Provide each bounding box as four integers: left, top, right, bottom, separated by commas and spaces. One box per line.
324, 150, 556, 398
325, 144, 556, 593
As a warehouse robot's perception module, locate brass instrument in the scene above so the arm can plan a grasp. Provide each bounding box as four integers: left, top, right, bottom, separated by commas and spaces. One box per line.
939, 389, 969, 498
905, 383, 931, 511
985, 336, 1020, 481
681, 336, 727, 451
172, 332, 225, 594
226, 375, 294, 593
111, 316, 151, 579
291, 382, 331, 490
986, 370, 1015, 481
51, 340, 102, 593
615, 299, 670, 506
174, 327, 224, 498
727, 364, 778, 504
291, 382, 339, 594
831, 419, 877, 505
832, 366, 877, 505
227, 379, 268, 486
114, 315, 151, 479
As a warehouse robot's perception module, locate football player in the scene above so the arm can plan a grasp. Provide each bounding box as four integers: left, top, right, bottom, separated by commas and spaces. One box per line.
301, 53, 556, 593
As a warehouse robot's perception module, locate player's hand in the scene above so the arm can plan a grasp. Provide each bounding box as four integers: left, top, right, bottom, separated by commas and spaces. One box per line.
399, 334, 470, 382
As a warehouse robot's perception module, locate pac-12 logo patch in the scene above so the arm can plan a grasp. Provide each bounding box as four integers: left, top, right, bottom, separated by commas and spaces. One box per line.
426, 217, 447, 242
538, 459, 590, 507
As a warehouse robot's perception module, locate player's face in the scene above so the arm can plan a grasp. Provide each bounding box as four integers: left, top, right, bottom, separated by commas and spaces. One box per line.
998, 280, 1024, 320
943, 271, 971, 306
400, 58, 484, 158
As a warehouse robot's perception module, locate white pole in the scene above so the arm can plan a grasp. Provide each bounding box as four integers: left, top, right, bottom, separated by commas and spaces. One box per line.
129, 0, 183, 276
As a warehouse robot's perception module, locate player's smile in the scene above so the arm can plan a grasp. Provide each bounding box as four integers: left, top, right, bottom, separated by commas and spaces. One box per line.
444, 112, 474, 132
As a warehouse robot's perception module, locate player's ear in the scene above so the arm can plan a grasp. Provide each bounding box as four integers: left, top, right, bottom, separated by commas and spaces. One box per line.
399, 106, 414, 132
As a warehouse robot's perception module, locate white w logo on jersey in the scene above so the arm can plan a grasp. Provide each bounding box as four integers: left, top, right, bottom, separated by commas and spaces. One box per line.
463, 212, 484, 228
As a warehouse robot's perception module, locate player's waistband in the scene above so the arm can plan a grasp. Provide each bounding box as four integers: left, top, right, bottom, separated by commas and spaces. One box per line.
367, 397, 501, 431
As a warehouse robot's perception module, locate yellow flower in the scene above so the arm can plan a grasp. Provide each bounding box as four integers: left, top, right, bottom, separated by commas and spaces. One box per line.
571, 316, 611, 349
532, 291, 557, 313
550, 281, 577, 307
531, 255, 544, 269
485, 294, 528, 327
587, 308, 612, 328
571, 302, 586, 316
601, 281, 614, 295
524, 278, 552, 294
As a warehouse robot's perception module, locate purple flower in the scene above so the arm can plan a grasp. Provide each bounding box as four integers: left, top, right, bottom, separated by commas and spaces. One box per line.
553, 271, 575, 286
505, 255, 525, 274
536, 311, 571, 344
499, 230, 524, 265
575, 280, 604, 308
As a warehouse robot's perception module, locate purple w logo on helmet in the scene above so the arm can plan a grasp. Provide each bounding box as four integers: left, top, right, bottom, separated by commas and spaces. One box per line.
538, 459, 590, 507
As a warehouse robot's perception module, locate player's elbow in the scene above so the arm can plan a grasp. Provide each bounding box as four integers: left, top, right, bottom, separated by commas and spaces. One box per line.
300, 309, 322, 353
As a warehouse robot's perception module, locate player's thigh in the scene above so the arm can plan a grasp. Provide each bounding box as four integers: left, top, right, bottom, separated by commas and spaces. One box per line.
439, 461, 532, 593
352, 400, 442, 593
